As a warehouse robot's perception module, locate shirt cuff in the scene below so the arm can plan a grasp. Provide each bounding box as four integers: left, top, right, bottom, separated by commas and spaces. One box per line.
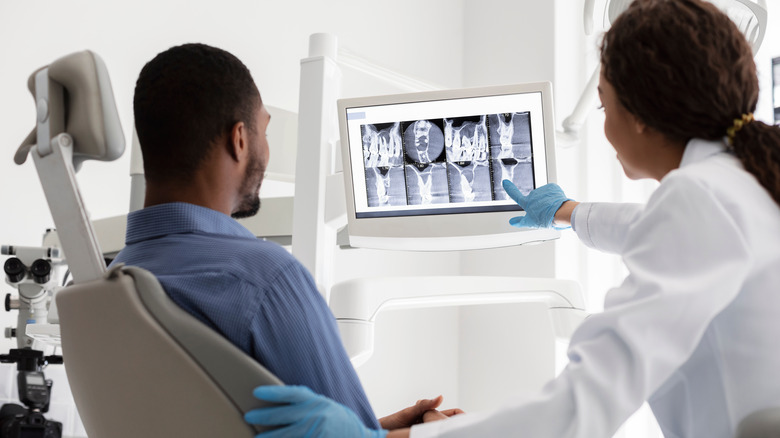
570, 202, 582, 232
571, 202, 596, 248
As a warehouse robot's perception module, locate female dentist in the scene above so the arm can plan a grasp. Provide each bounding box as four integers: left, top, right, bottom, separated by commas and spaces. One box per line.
245, 0, 780, 436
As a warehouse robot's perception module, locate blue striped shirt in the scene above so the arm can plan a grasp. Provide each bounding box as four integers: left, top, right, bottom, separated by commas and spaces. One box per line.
112, 202, 379, 429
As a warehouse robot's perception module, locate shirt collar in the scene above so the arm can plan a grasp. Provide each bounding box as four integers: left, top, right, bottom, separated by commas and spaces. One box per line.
679, 138, 729, 168
125, 202, 256, 245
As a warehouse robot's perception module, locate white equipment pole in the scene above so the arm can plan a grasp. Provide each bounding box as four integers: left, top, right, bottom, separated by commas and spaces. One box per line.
30, 69, 106, 284
291, 33, 344, 300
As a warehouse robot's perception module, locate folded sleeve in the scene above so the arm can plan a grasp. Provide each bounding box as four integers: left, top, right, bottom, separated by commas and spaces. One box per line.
412, 174, 751, 438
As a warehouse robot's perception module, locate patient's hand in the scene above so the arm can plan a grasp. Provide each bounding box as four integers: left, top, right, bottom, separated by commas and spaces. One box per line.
379, 396, 464, 430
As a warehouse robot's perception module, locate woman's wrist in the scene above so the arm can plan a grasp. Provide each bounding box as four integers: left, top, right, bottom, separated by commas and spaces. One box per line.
554, 201, 580, 227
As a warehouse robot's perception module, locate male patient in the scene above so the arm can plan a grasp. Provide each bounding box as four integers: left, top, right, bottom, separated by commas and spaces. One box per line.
111, 43, 449, 432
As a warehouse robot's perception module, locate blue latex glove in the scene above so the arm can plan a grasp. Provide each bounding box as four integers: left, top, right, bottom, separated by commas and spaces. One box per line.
502, 180, 572, 230
245, 385, 387, 438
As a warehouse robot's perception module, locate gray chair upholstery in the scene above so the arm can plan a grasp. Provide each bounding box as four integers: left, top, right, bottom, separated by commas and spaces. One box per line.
15, 50, 125, 170
56, 264, 281, 438
736, 407, 780, 438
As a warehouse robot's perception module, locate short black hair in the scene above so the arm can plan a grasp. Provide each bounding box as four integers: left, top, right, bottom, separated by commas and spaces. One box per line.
133, 43, 261, 183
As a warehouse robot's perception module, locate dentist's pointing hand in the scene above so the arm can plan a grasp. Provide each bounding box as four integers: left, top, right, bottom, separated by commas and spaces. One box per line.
502, 180, 577, 229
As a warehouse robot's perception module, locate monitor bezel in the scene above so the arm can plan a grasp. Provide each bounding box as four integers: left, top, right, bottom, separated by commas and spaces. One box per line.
337, 81, 560, 251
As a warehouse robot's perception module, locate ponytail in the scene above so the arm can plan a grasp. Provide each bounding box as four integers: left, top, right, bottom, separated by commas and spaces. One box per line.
732, 121, 780, 207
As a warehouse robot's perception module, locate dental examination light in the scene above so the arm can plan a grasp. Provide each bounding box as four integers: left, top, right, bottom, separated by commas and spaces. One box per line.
558, 0, 768, 145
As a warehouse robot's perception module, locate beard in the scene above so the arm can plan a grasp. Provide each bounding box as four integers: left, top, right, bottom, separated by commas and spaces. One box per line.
231, 192, 260, 219
231, 144, 265, 219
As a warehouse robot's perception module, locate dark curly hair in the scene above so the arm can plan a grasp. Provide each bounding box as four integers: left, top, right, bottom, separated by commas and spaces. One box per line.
601, 0, 780, 206
133, 43, 261, 184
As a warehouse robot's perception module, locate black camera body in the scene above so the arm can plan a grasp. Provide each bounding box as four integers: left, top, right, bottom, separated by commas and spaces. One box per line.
0, 405, 61, 438
0, 350, 62, 438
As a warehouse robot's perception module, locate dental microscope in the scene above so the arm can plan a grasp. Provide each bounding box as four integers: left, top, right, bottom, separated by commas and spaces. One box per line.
1, 245, 64, 438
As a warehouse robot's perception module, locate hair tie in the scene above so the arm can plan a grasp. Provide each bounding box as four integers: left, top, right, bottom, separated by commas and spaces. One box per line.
726, 113, 754, 145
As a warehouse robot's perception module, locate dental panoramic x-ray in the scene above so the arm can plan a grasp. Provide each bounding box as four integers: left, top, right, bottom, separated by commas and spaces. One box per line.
360, 112, 534, 209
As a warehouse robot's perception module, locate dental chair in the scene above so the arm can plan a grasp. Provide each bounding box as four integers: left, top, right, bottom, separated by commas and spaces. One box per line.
15, 50, 281, 437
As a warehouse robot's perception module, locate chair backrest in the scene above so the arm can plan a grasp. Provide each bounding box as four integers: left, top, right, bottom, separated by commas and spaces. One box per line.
56, 264, 282, 438
736, 407, 780, 438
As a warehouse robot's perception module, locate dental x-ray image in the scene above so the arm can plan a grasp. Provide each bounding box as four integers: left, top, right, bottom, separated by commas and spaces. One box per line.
405, 162, 449, 205
359, 112, 536, 208
447, 161, 492, 203
361, 123, 407, 207
402, 120, 449, 205
444, 116, 492, 203
403, 119, 446, 164
488, 112, 535, 200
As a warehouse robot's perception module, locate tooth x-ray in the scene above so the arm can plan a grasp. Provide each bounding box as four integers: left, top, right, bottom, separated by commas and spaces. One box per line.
444, 116, 492, 203
402, 120, 449, 205
359, 112, 535, 207
361, 123, 407, 207
488, 112, 534, 200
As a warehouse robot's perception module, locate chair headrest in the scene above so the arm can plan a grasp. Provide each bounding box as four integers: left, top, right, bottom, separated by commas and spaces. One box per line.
15, 50, 125, 169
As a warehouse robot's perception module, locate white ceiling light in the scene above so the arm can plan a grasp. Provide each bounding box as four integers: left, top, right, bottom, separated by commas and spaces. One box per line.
585, 0, 766, 51
559, 0, 768, 145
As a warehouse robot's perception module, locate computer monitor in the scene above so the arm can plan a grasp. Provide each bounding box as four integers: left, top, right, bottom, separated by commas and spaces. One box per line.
337, 82, 560, 251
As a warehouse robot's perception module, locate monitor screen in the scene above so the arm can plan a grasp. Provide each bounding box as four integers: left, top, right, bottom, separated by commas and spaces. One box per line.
338, 82, 560, 251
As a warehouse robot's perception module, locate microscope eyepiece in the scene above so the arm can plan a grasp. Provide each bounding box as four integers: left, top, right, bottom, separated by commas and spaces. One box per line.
30, 259, 51, 284
4, 258, 26, 283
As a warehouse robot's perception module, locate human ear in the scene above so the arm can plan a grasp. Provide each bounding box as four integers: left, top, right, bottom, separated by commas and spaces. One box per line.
633, 116, 647, 134
228, 121, 248, 162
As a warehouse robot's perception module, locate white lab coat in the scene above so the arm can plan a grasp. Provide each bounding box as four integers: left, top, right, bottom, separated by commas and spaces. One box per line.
410, 139, 780, 438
